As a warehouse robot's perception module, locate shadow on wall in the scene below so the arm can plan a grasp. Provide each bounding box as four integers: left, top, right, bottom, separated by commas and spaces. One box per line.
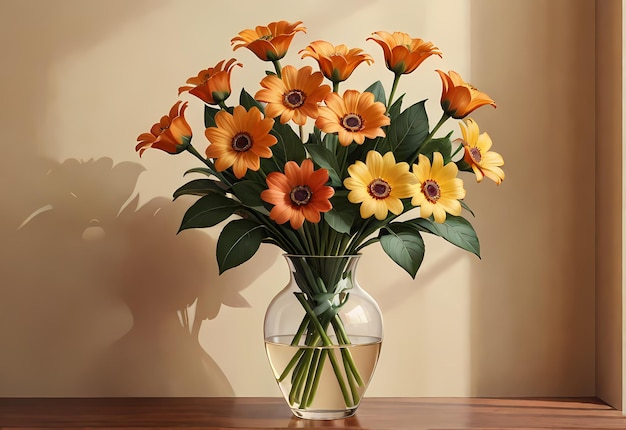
0, 0, 256, 396
0, 156, 270, 396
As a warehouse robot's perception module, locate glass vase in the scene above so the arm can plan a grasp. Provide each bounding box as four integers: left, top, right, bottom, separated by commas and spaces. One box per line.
264, 254, 383, 420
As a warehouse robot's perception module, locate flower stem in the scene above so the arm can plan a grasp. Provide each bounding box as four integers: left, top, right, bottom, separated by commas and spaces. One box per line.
272, 60, 283, 78
387, 73, 401, 111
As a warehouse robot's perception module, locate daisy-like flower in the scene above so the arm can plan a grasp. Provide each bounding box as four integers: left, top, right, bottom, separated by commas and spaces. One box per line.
205, 105, 277, 178
255, 65, 331, 126
231, 20, 306, 61
367, 31, 442, 75
458, 118, 505, 184
437, 70, 496, 119
411, 152, 466, 223
178, 58, 242, 105
315, 90, 390, 146
299, 41, 373, 85
344, 151, 417, 220
261, 159, 334, 230
136, 101, 192, 156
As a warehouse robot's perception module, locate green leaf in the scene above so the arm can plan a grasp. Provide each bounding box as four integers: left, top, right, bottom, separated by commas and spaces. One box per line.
270, 121, 307, 165
216, 219, 266, 273
386, 100, 429, 163
184, 167, 215, 177
306, 144, 342, 187
178, 193, 240, 232
173, 179, 226, 200
419, 137, 453, 163
364, 81, 386, 105
379, 223, 425, 278
408, 215, 480, 257
239, 88, 264, 113
387, 94, 405, 120
204, 105, 220, 129
231, 180, 266, 207
324, 193, 359, 234
460, 200, 475, 217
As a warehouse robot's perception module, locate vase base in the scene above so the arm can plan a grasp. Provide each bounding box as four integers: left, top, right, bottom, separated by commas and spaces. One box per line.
291, 408, 357, 420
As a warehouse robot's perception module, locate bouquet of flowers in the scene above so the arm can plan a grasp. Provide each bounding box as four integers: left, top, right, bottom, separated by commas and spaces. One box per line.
136, 19, 504, 413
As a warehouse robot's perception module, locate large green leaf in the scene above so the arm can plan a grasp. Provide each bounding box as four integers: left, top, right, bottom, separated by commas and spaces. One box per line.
216, 219, 266, 273
386, 100, 429, 163
408, 215, 480, 257
324, 192, 359, 234
419, 137, 453, 163
178, 193, 240, 232
387, 94, 405, 120
305, 143, 342, 187
379, 223, 425, 278
364, 80, 386, 105
231, 180, 266, 207
239, 88, 265, 113
173, 179, 226, 200
204, 105, 220, 128
267, 122, 306, 168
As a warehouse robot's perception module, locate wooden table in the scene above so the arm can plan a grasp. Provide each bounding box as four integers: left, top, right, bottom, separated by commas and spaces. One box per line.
1, 397, 625, 429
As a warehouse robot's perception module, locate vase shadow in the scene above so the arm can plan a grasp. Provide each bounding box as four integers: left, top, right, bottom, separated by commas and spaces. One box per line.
0, 156, 252, 396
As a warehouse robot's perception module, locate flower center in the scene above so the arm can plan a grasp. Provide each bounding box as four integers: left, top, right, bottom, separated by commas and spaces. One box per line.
290, 185, 312, 206
469, 147, 482, 163
232, 133, 252, 152
422, 179, 441, 203
368, 178, 391, 199
342, 114, 363, 132
284, 89, 306, 108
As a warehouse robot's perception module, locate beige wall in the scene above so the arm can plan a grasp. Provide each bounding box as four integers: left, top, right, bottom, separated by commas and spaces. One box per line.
0, 0, 610, 400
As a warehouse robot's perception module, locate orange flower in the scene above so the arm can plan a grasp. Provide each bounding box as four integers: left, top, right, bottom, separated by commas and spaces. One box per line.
315, 90, 390, 146
205, 105, 277, 178
437, 70, 496, 119
231, 20, 306, 61
300, 41, 373, 84
178, 58, 242, 105
135, 101, 192, 156
367, 31, 442, 75
255, 65, 331, 126
261, 159, 334, 230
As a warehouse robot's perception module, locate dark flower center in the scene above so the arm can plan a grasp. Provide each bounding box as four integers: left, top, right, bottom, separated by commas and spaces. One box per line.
232, 133, 252, 152
284, 90, 306, 108
469, 147, 482, 163
368, 178, 391, 199
342, 114, 363, 132
290, 185, 312, 205
422, 179, 441, 203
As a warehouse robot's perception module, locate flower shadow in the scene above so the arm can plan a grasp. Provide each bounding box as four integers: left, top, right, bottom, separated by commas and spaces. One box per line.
1, 156, 260, 396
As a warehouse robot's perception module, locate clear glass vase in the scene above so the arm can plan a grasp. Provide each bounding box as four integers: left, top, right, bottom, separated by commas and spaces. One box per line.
264, 254, 383, 420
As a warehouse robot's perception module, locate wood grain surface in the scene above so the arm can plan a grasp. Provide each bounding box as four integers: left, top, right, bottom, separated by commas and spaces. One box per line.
0, 397, 624, 429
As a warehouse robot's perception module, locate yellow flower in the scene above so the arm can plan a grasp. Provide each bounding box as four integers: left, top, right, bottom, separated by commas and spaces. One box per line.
205, 105, 277, 178
231, 20, 306, 61
315, 90, 390, 146
458, 119, 505, 184
300, 41, 373, 84
436, 70, 496, 119
411, 153, 466, 223
367, 31, 442, 75
344, 151, 416, 220
255, 65, 331, 126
